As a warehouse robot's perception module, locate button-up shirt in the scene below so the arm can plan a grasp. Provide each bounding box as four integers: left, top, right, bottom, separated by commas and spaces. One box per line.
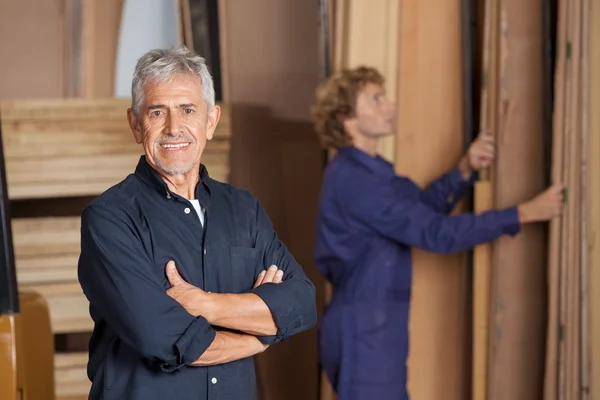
313, 146, 520, 399
78, 156, 317, 400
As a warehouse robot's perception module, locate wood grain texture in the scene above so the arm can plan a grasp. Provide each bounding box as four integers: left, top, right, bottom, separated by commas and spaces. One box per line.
587, 0, 600, 396
472, 0, 500, 397
544, 0, 568, 396
55, 352, 91, 399
395, 1, 467, 399
487, 0, 547, 398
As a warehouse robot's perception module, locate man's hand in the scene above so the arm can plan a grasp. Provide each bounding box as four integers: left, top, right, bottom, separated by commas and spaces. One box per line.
517, 183, 565, 223
460, 130, 496, 178
166, 261, 207, 317
253, 265, 284, 288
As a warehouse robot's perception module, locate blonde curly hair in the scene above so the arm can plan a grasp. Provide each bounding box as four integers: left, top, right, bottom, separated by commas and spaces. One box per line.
311, 66, 385, 150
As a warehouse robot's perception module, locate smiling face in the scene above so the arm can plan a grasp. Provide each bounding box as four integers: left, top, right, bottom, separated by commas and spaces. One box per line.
127, 73, 220, 178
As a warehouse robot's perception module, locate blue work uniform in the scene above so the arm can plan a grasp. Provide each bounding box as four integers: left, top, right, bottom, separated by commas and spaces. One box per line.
314, 146, 520, 399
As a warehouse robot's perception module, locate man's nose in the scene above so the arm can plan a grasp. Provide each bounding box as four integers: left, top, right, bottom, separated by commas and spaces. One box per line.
166, 112, 181, 135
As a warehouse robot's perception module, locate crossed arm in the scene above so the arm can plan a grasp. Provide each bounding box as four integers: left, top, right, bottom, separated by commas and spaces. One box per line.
165, 262, 285, 366
78, 202, 316, 371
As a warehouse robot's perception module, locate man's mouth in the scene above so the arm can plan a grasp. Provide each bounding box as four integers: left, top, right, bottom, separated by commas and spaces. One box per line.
160, 143, 190, 150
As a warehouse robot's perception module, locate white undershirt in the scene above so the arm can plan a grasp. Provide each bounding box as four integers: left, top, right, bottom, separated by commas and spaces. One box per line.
189, 199, 205, 227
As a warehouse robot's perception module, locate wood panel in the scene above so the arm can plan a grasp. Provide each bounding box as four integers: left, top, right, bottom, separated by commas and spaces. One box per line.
588, 0, 600, 397
55, 352, 91, 400
336, 0, 399, 163
395, 1, 467, 399
472, 0, 500, 396
487, 0, 547, 398
0, 99, 232, 199
13, 217, 81, 285
0, 0, 67, 99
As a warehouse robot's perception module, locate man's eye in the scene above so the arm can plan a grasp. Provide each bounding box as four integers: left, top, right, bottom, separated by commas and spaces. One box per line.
152, 110, 162, 117
184, 109, 194, 114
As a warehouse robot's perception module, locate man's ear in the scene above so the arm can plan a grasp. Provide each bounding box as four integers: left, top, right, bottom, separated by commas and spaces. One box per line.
205, 104, 221, 141
127, 108, 143, 144
342, 116, 356, 135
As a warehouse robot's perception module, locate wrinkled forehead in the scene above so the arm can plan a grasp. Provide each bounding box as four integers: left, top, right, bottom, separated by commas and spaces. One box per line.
141, 74, 206, 107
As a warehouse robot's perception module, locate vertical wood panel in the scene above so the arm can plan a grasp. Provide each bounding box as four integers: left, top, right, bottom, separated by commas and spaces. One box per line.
395, 1, 467, 399
487, 0, 547, 398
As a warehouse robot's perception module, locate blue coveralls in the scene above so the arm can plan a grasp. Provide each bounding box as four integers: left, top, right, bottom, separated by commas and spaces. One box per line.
314, 146, 521, 400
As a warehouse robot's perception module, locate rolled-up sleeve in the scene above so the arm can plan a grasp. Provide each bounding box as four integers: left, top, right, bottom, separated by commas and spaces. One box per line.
247, 198, 317, 344
78, 205, 216, 371
420, 167, 478, 213
341, 173, 521, 254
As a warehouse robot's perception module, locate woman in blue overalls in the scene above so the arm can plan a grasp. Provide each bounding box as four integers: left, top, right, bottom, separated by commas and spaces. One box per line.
311, 66, 563, 400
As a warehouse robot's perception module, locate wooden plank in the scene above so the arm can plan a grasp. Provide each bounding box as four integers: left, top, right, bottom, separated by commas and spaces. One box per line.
544, 0, 568, 395
13, 217, 80, 286
55, 352, 91, 400
587, 0, 600, 396
396, 1, 467, 399
564, 0, 583, 396
472, 0, 500, 397
487, 0, 547, 397
342, 0, 398, 163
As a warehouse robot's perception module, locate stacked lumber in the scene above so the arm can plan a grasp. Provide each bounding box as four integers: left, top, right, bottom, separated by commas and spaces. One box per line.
0, 98, 231, 400
545, 0, 596, 397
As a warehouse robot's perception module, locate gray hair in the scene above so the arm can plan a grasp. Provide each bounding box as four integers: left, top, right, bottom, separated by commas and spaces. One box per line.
131, 46, 215, 118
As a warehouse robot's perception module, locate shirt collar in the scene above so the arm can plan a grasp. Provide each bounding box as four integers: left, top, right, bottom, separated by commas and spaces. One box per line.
338, 146, 395, 176
134, 155, 213, 207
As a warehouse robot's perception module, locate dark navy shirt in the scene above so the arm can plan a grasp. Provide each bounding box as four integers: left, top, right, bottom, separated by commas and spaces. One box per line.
314, 146, 520, 399
78, 156, 317, 400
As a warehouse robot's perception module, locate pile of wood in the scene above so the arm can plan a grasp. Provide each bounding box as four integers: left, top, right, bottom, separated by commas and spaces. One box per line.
0, 98, 231, 400
545, 0, 600, 398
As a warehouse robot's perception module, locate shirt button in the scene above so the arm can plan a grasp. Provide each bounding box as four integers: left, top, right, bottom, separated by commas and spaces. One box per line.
211, 377, 218, 384
204, 248, 207, 255
184, 207, 191, 214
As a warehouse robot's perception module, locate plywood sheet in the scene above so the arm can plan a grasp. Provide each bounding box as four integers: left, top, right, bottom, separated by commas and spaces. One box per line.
395, 1, 467, 399
587, 0, 600, 396
55, 352, 91, 400
13, 217, 81, 286
487, 0, 547, 398
339, 0, 399, 163
0, 0, 67, 99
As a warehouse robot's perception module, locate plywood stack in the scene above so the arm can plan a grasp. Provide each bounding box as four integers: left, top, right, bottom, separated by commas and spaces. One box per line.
0, 98, 231, 400
544, 0, 595, 397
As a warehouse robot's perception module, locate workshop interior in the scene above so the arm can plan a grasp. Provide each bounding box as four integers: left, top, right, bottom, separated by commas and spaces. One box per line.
1, 0, 599, 399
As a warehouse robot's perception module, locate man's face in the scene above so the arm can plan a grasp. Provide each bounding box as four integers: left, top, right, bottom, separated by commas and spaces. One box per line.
128, 73, 220, 177
348, 83, 396, 138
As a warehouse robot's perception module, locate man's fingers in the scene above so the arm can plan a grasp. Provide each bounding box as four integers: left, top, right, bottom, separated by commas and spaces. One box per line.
272, 269, 284, 284
253, 270, 266, 288
262, 265, 278, 283
166, 261, 185, 287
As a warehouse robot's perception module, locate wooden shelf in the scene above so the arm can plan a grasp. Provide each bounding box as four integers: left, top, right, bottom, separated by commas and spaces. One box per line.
55, 352, 91, 400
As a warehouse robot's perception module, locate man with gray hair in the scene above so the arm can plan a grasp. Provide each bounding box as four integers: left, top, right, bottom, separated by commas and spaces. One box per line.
78, 46, 317, 400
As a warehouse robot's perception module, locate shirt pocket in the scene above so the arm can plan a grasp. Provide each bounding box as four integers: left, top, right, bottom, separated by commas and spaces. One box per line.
229, 246, 261, 293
